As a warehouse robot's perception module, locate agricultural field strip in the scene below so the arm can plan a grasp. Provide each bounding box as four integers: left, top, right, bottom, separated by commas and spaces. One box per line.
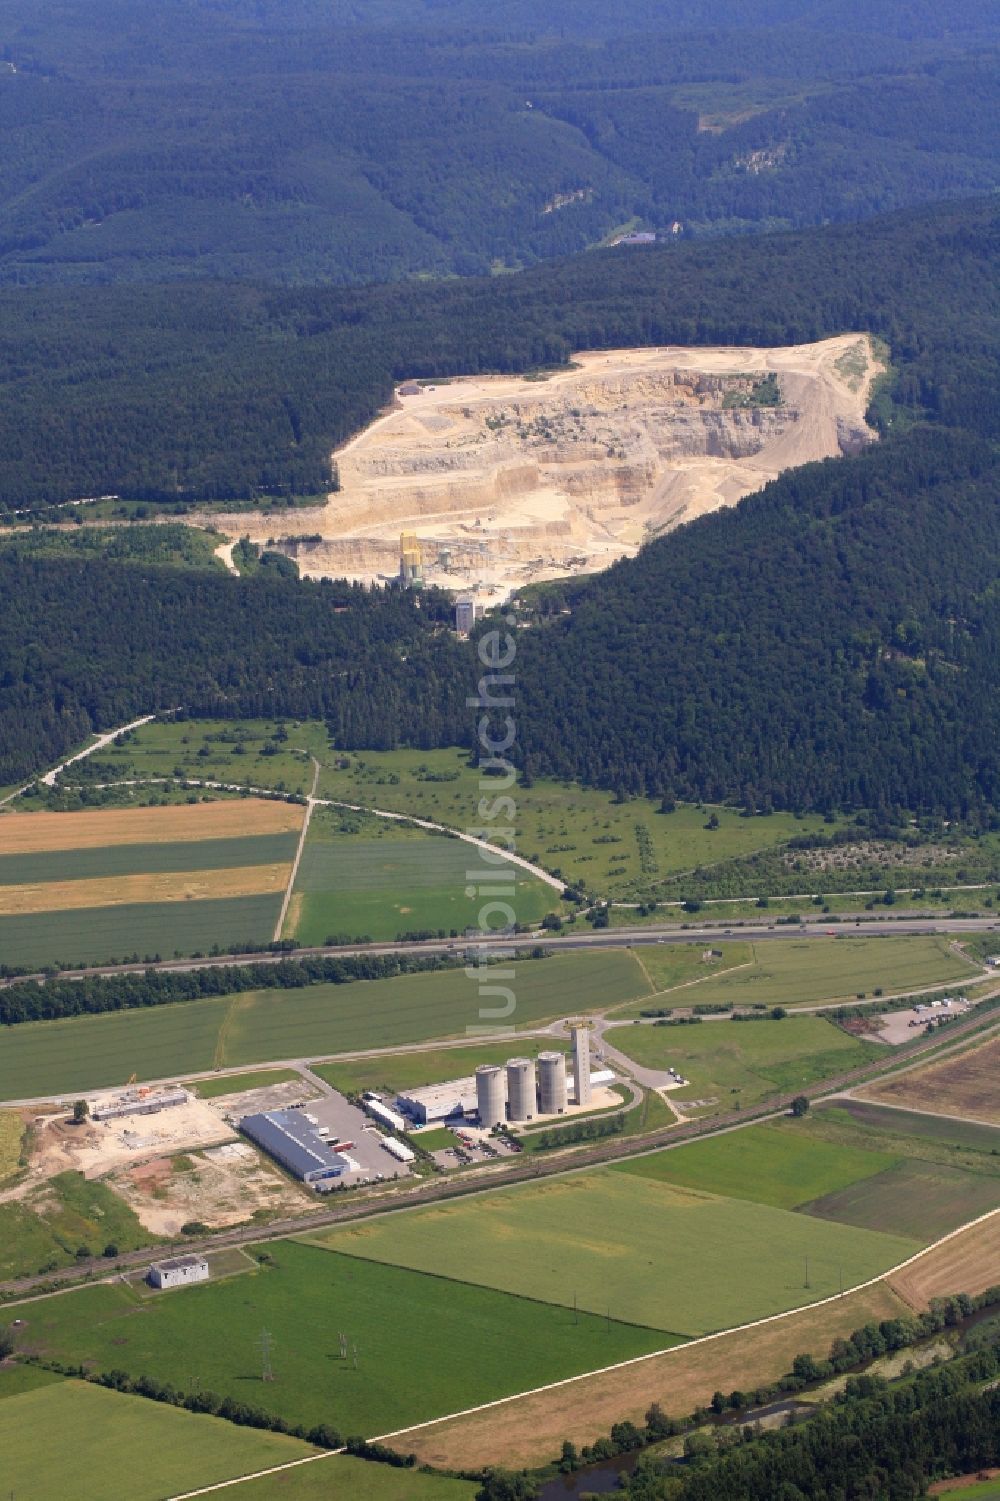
0, 798, 304, 851
0, 863, 290, 915
5, 1009, 1000, 1307
166, 1453, 337, 1501
0, 832, 300, 886
56, 772, 570, 894
368, 1202, 1000, 1449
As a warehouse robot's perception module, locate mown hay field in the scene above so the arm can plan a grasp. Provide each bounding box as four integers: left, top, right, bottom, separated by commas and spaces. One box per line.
863, 1032, 1000, 1125
313, 1169, 917, 1336
0, 862, 289, 915
0, 950, 643, 1099
15, 1241, 665, 1438
0, 1380, 315, 1501
0, 798, 303, 851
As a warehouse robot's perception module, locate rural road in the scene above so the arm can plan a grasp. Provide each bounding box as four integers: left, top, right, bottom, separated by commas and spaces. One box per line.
3, 1004, 998, 1304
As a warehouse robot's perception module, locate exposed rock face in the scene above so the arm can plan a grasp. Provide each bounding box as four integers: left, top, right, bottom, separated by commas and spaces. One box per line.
207, 335, 882, 599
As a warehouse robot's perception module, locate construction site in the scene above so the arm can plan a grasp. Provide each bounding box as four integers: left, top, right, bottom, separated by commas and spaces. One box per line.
206, 335, 882, 601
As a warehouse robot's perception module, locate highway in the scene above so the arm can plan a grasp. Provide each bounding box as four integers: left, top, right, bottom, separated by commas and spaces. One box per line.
4, 913, 998, 989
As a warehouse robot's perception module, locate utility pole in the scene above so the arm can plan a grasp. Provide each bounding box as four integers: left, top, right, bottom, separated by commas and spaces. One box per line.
258, 1328, 275, 1382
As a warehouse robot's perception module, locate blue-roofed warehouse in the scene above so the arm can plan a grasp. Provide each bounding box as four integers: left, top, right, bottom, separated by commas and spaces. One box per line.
240, 1108, 349, 1186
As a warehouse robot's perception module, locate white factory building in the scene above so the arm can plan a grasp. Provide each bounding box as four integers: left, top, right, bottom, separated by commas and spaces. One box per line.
397, 1077, 479, 1125
147, 1254, 209, 1290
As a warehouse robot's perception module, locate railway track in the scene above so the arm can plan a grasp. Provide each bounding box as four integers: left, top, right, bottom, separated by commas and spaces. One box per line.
3, 1000, 997, 1306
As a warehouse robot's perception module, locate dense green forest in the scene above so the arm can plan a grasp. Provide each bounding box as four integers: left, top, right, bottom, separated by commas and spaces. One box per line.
0, 193, 996, 510
0, 0, 997, 286
1, 195, 997, 814
617, 1342, 1000, 1499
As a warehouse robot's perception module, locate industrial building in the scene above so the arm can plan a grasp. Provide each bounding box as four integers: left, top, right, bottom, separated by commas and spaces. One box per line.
397, 1078, 478, 1125
147, 1254, 209, 1290
476, 1065, 506, 1128
90, 1086, 189, 1122
361, 1093, 409, 1133
240, 1109, 350, 1186
570, 1024, 592, 1108
537, 1052, 568, 1115
506, 1058, 536, 1123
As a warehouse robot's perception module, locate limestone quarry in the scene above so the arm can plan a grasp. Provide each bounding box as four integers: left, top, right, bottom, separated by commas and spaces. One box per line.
213, 334, 882, 600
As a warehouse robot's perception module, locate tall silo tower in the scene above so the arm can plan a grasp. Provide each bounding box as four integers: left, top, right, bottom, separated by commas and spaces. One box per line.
537, 1051, 567, 1116
506, 1057, 537, 1123
476, 1065, 505, 1128
570, 1023, 592, 1107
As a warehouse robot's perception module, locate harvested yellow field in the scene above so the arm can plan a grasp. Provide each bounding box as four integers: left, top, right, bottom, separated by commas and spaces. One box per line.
401, 1283, 907, 1470
0, 1109, 24, 1183
889, 1211, 1000, 1311
0, 800, 304, 853
0, 864, 290, 915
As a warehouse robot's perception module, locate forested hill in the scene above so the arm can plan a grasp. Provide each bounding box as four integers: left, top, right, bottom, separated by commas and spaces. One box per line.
1, 194, 998, 814
1, 194, 997, 511
0, 0, 997, 287
513, 429, 1000, 816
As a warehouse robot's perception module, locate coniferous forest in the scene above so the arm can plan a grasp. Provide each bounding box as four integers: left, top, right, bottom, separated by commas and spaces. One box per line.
1, 193, 998, 817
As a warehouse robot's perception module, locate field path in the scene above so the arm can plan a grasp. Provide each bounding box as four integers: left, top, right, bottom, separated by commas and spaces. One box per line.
0, 712, 162, 806
273, 758, 320, 941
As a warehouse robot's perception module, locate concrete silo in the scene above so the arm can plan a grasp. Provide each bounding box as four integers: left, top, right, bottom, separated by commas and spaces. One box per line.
570, 1023, 592, 1107
506, 1057, 537, 1123
476, 1065, 505, 1128
537, 1051, 568, 1116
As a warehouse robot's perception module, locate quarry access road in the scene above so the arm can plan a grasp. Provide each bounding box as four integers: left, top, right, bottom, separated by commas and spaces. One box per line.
4, 913, 998, 991
3, 1003, 999, 1306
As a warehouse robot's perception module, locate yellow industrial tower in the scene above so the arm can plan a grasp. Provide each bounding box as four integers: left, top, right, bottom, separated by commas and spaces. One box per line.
399, 532, 424, 589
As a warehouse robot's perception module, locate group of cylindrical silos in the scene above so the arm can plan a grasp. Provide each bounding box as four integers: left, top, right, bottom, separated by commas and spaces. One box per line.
475, 1025, 592, 1129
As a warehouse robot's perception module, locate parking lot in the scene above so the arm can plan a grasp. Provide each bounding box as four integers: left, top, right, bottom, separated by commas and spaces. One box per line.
300, 1090, 414, 1187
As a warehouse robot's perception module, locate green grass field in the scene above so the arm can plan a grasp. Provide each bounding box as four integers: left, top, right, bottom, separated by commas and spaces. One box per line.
0, 1380, 315, 1501
653, 936, 978, 1009
314, 1170, 918, 1336
0, 1364, 64, 1399
612, 941, 754, 1012
287, 811, 556, 943
613, 1121, 899, 1210
13, 1240, 667, 1436
0, 1108, 24, 1182
0, 949, 645, 1102
802, 1159, 1000, 1240
100, 721, 834, 897
189, 1067, 305, 1098
0, 892, 281, 968
0, 831, 298, 887
225, 1457, 475, 1499
607, 1014, 882, 1110
0, 1169, 155, 1279
312, 1037, 573, 1099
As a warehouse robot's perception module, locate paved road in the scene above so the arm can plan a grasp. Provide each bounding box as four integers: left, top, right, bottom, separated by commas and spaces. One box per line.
4, 1003, 998, 1305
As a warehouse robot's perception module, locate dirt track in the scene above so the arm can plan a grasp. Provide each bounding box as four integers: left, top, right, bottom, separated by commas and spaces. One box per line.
208, 335, 881, 598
